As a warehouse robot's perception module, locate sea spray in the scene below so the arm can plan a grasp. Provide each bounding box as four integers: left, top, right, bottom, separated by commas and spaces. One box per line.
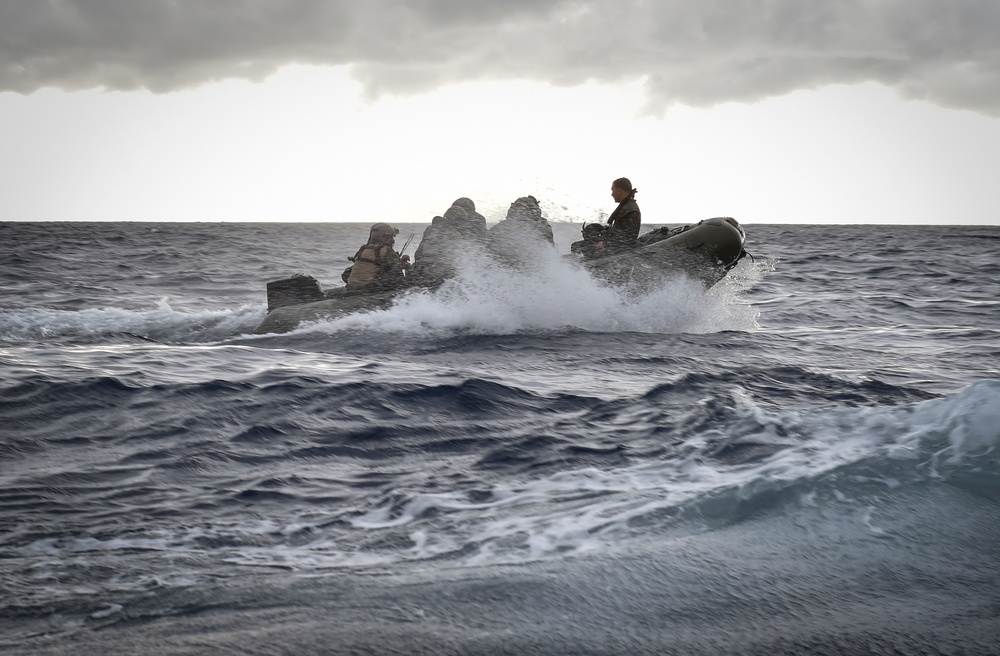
303, 243, 763, 336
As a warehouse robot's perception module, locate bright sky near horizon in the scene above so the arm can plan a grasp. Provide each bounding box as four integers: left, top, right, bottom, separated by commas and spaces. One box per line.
2, 1, 999, 225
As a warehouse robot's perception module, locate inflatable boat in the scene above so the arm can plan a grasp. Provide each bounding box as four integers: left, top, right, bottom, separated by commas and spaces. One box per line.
252, 217, 748, 335
578, 216, 748, 291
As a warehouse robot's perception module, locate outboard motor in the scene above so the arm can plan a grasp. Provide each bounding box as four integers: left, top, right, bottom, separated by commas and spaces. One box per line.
265, 274, 324, 313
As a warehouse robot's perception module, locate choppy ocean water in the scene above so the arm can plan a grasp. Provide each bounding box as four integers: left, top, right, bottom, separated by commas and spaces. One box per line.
1, 220, 999, 655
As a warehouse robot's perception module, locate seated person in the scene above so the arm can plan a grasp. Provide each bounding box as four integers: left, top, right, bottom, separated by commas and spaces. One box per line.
410, 202, 487, 287
450, 197, 488, 240
486, 195, 555, 267
344, 222, 410, 291
597, 177, 641, 254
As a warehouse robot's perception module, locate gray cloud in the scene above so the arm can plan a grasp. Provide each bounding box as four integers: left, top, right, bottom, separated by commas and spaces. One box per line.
2, 0, 998, 115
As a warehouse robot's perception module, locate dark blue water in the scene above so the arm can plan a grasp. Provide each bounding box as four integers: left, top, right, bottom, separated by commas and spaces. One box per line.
2, 221, 999, 655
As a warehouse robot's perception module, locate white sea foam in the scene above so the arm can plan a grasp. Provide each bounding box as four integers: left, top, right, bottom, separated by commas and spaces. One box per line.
910, 378, 1000, 466
89, 604, 123, 619
338, 380, 1000, 565
0, 300, 265, 343
305, 245, 764, 336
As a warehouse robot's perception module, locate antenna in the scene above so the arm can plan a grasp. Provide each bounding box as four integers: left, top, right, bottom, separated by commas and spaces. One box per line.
399, 233, 415, 256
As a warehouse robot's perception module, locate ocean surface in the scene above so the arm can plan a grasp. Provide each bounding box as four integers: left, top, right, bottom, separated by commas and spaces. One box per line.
1, 220, 998, 655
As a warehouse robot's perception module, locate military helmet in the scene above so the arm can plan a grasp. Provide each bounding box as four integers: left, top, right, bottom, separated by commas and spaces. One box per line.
369, 222, 399, 244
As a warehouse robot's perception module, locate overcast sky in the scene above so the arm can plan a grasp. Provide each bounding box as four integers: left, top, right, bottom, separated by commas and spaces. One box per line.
2, 0, 999, 224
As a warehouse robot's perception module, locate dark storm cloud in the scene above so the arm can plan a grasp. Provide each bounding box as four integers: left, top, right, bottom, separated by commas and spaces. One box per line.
2, 0, 998, 114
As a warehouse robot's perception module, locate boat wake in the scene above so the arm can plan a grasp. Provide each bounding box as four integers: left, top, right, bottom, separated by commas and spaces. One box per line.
1, 248, 770, 346
0, 300, 264, 345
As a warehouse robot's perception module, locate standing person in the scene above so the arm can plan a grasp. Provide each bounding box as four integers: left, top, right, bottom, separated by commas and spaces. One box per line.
597, 177, 641, 253
344, 222, 410, 291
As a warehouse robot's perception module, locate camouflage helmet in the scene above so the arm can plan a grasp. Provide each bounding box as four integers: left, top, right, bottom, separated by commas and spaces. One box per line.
369, 222, 399, 244
506, 195, 542, 223
452, 197, 476, 214
442, 205, 469, 227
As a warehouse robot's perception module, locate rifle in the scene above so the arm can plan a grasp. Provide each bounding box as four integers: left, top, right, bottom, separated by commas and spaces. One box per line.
399, 233, 415, 257
398, 233, 415, 276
